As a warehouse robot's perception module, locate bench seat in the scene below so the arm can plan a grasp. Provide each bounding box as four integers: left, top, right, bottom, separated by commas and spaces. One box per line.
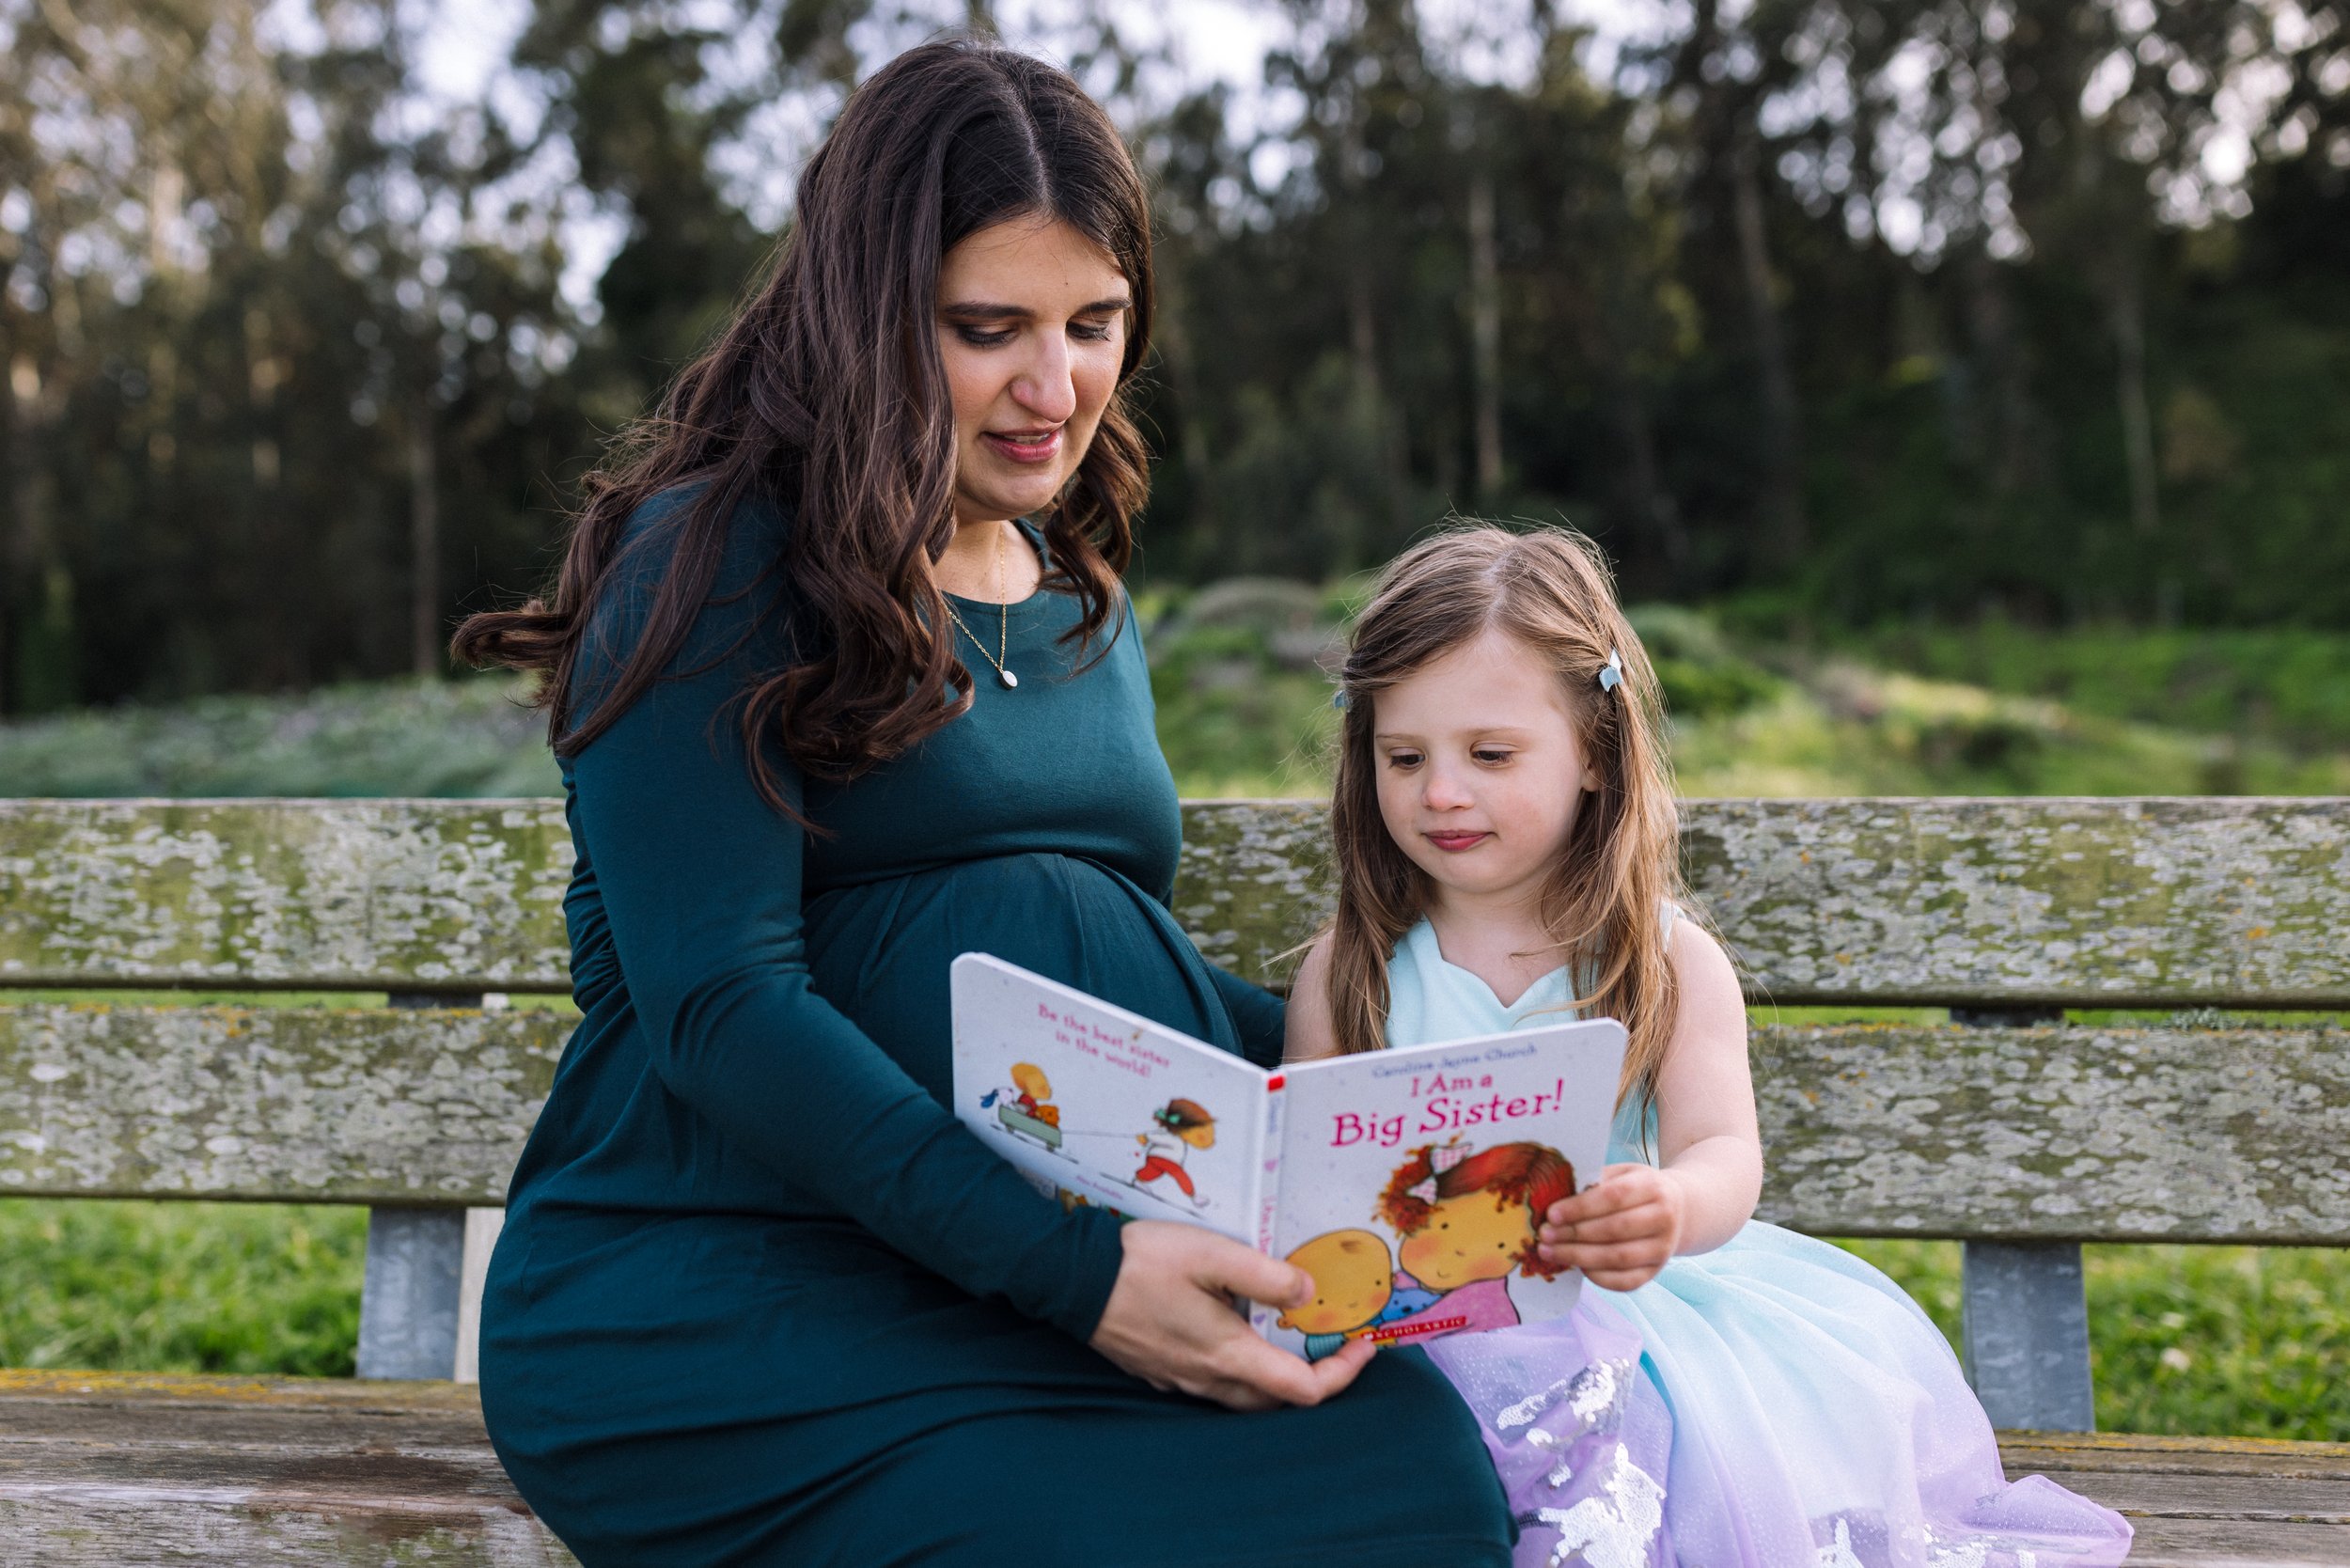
0, 1369, 576, 1566
0, 1369, 2342, 1566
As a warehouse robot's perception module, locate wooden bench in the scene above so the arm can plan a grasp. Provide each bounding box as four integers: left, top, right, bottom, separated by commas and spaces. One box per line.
1, 796, 2344, 1565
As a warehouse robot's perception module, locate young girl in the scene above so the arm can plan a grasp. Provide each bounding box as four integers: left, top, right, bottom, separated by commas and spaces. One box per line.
1285, 526, 2131, 1568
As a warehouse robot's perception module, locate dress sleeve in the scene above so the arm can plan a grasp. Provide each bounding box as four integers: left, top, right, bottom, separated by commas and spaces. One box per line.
1209, 964, 1287, 1070
566, 499, 1127, 1341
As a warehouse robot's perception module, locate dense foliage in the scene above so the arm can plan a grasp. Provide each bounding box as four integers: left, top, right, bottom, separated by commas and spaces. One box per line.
4, 0, 2348, 717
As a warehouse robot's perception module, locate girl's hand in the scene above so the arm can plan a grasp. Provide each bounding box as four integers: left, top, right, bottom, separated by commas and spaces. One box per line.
1536, 1165, 1686, 1291
1089, 1220, 1377, 1411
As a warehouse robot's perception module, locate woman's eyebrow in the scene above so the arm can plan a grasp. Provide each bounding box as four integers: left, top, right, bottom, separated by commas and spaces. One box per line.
939, 296, 1132, 320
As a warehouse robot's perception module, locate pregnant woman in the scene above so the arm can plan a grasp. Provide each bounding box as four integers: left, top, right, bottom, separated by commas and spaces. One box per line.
451, 38, 1512, 1568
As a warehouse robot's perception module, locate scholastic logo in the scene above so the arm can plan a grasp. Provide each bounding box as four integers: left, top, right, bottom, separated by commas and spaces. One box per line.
1364, 1315, 1468, 1345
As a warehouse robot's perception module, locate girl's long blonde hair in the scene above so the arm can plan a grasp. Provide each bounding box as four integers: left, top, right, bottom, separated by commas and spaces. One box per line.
1324, 524, 1688, 1120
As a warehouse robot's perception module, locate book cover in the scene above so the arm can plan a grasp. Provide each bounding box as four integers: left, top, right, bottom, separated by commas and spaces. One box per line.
949, 954, 1626, 1358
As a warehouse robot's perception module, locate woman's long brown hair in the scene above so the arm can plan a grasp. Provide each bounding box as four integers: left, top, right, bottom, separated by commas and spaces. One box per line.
1323, 525, 1690, 1121
450, 39, 1153, 812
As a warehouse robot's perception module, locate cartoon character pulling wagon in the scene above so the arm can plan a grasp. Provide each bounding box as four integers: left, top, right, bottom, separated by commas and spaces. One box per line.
979, 1062, 1065, 1152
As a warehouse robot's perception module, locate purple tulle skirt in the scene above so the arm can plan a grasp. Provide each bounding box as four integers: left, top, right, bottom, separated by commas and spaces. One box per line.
1422, 1222, 2134, 1568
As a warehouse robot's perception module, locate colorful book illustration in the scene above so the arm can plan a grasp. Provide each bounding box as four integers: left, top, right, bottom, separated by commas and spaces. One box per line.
950, 953, 1628, 1358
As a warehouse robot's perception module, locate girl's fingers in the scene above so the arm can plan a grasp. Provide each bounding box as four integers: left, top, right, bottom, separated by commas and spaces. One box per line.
1541, 1200, 1670, 1246
1543, 1170, 1666, 1227
1541, 1239, 1671, 1273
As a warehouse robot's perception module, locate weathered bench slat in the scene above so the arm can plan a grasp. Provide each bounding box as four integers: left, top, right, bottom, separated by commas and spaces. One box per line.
1753, 1021, 2350, 1245
0, 1004, 561, 1203
0, 1371, 576, 1567
0, 799, 574, 993
6, 1372, 2342, 1568
1181, 796, 2350, 1006
11, 797, 2349, 1006
7, 1006, 2344, 1247
1999, 1431, 2350, 1480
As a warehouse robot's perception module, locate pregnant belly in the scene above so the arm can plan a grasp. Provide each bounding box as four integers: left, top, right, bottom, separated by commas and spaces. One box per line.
801, 852, 1238, 1105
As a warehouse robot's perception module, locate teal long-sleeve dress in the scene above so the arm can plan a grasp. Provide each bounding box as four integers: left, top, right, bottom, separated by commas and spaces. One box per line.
476, 491, 1512, 1568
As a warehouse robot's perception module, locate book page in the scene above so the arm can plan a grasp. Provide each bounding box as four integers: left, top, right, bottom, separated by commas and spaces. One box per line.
1264, 1020, 1627, 1360
949, 954, 1271, 1244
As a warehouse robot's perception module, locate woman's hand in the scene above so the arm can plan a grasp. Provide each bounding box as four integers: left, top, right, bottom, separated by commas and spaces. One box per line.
1536, 1164, 1687, 1291
1089, 1220, 1376, 1411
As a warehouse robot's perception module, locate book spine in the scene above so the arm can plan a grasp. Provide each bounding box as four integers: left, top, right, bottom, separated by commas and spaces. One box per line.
1247, 1073, 1289, 1339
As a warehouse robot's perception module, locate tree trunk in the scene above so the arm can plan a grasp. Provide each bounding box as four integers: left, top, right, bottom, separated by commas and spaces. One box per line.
1468, 165, 1504, 503
2108, 249, 2159, 539
409, 412, 440, 678
1732, 125, 1806, 569
1615, 372, 1686, 574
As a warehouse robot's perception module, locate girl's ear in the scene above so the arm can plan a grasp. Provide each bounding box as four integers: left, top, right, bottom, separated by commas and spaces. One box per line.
1579, 766, 1601, 793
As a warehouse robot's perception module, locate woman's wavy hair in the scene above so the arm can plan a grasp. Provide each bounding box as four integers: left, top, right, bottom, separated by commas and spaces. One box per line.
450, 39, 1152, 811
1323, 525, 1689, 1121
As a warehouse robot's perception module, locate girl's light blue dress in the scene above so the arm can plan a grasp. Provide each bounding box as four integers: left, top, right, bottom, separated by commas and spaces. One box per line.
1385, 915, 2133, 1568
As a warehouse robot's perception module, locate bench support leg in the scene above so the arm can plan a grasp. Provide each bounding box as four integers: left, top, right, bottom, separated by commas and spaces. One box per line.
357, 1206, 465, 1380
454, 1206, 506, 1384
1960, 1239, 2094, 1433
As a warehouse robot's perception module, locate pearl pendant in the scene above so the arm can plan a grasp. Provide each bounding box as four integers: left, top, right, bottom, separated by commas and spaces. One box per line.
998, 668, 1019, 689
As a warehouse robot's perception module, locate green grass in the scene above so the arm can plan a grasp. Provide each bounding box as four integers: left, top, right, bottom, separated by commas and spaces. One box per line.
0, 1199, 364, 1377
1838, 1239, 2350, 1442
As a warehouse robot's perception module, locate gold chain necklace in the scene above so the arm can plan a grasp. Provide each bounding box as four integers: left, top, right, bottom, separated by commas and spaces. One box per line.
941, 522, 1018, 689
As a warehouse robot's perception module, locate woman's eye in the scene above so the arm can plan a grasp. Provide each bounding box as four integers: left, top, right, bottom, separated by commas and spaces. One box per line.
1071, 320, 1116, 342
954, 325, 1014, 348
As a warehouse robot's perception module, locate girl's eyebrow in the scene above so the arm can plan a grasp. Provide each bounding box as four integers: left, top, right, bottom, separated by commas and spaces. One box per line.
939, 295, 1132, 320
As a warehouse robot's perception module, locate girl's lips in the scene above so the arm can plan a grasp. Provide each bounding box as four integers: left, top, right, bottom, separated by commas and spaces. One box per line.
982, 428, 1062, 463
1425, 831, 1490, 853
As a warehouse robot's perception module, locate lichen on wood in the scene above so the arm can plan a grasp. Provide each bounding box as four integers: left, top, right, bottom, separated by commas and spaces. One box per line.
8, 797, 2345, 1007
0, 1004, 565, 1203
0, 799, 573, 992
1751, 1020, 2350, 1245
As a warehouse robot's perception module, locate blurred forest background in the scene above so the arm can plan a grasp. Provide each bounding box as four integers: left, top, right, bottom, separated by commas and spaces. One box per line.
2, 0, 2347, 1436
5, 0, 2350, 717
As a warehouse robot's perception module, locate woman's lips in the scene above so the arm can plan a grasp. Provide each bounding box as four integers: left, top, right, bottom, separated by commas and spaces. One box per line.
982, 428, 1062, 463
1425, 831, 1490, 853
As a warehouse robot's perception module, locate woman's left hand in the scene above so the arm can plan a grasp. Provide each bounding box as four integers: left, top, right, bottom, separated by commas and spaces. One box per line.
1536, 1165, 1685, 1290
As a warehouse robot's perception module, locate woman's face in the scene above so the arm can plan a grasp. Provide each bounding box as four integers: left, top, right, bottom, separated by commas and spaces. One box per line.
935, 215, 1131, 528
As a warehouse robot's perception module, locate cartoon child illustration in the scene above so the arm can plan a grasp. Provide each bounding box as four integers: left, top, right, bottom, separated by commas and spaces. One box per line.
1374, 1140, 1577, 1337
979, 1062, 1063, 1152
1131, 1097, 1215, 1206
1277, 1229, 1441, 1362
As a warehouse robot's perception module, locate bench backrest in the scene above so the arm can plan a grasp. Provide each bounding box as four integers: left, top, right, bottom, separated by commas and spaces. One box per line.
4, 796, 2343, 1246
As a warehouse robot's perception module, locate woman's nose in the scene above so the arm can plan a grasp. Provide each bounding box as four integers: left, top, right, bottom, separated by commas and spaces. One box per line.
1010, 336, 1078, 424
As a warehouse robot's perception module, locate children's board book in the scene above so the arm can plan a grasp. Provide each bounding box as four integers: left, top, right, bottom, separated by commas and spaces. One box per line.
950, 952, 1628, 1361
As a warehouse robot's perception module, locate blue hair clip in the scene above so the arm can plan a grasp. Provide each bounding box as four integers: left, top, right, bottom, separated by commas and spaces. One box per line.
1598, 649, 1624, 694
1332, 688, 1351, 710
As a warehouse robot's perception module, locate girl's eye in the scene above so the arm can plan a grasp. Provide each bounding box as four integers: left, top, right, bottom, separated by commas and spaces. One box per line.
1473, 748, 1513, 765
1386, 750, 1423, 770
955, 326, 1014, 348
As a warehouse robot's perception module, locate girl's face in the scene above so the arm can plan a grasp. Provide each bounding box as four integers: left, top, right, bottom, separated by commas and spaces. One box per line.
934, 215, 1132, 529
1371, 627, 1600, 913
1398, 1191, 1529, 1289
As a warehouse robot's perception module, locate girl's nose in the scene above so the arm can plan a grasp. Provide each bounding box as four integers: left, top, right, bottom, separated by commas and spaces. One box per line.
1011, 336, 1078, 424
1422, 763, 1474, 810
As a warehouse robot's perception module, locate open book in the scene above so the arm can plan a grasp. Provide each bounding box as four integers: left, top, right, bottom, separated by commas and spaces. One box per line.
950, 953, 1627, 1359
